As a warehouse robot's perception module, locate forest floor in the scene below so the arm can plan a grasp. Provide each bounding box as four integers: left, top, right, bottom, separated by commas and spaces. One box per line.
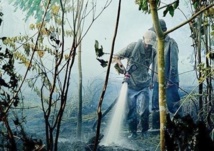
66, 130, 160, 151
102, 130, 161, 151
57, 103, 163, 151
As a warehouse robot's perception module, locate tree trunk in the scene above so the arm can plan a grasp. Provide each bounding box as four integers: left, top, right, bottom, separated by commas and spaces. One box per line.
77, 40, 83, 140
197, 14, 203, 120
149, 1, 167, 150
77, 0, 84, 140
94, 0, 121, 150
204, 21, 212, 114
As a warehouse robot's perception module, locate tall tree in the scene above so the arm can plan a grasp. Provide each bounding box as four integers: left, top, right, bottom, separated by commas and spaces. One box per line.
3, 0, 112, 150
94, 0, 121, 150
149, 1, 166, 150
136, 0, 214, 150
76, 0, 84, 140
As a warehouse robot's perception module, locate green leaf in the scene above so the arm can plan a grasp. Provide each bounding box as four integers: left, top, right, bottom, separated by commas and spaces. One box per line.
142, 0, 149, 12
168, 5, 175, 17
137, 0, 149, 13
163, 7, 169, 17
173, 0, 179, 9
94, 40, 104, 57
193, 2, 199, 10
96, 58, 108, 67
163, 5, 175, 17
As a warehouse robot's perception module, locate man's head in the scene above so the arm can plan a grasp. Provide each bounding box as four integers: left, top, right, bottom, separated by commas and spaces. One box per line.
150, 19, 167, 32
143, 30, 156, 48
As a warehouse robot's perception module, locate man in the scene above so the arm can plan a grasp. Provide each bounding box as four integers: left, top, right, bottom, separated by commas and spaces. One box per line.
113, 30, 156, 138
150, 19, 181, 129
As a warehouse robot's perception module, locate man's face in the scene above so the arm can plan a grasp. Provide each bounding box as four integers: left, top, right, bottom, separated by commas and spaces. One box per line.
144, 44, 153, 51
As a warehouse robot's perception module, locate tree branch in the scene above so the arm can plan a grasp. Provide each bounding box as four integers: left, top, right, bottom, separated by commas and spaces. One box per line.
165, 4, 214, 35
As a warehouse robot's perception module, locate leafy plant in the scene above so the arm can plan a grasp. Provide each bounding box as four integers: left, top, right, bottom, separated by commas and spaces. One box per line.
94, 40, 105, 57
165, 114, 214, 150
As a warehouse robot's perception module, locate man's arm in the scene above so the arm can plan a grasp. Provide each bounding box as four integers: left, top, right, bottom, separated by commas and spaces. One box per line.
114, 42, 136, 59
112, 42, 136, 65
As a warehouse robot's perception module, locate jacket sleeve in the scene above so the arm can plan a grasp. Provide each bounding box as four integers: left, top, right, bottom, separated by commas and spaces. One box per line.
115, 42, 136, 59
169, 39, 179, 83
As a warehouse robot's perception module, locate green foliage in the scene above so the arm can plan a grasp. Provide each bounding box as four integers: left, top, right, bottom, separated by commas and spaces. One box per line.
165, 114, 214, 150
137, 0, 149, 13
96, 58, 108, 67
193, 0, 199, 10
94, 40, 109, 68
135, 0, 161, 13
135, 0, 179, 17
163, 2, 180, 17
197, 63, 214, 83
10, 0, 58, 21
173, 0, 179, 9
0, 47, 19, 88
94, 40, 126, 74
0, 32, 25, 151
94, 40, 104, 57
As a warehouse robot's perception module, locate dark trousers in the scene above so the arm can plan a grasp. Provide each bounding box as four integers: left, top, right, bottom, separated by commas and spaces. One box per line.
127, 88, 150, 133
152, 82, 181, 115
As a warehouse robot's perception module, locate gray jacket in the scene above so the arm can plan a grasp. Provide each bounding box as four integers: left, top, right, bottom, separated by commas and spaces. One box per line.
116, 39, 155, 90
152, 35, 179, 84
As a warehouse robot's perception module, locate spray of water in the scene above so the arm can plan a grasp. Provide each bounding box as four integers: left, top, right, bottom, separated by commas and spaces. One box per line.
101, 82, 128, 146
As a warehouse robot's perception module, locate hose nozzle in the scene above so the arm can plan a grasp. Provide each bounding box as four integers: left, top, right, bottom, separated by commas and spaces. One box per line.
122, 73, 130, 84
122, 64, 137, 84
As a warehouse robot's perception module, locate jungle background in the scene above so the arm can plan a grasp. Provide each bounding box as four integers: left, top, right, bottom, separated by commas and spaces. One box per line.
0, 0, 214, 150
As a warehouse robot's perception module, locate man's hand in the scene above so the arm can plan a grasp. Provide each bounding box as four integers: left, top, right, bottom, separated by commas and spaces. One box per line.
112, 56, 120, 63
112, 56, 124, 69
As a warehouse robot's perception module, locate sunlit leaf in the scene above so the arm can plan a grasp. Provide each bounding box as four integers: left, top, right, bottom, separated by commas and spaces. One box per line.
206, 52, 214, 60
51, 5, 60, 15
37, 50, 45, 58
29, 24, 35, 30
64, 54, 70, 60
36, 23, 43, 29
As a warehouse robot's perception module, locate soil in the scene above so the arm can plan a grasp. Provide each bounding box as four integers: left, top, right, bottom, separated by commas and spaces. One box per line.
67, 130, 160, 151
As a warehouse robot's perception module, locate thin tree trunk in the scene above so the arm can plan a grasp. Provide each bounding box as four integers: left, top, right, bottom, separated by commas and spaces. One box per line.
149, 1, 167, 150
77, 0, 84, 140
77, 36, 83, 140
94, 0, 121, 150
204, 22, 212, 113
5, 119, 17, 151
197, 14, 203, 120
